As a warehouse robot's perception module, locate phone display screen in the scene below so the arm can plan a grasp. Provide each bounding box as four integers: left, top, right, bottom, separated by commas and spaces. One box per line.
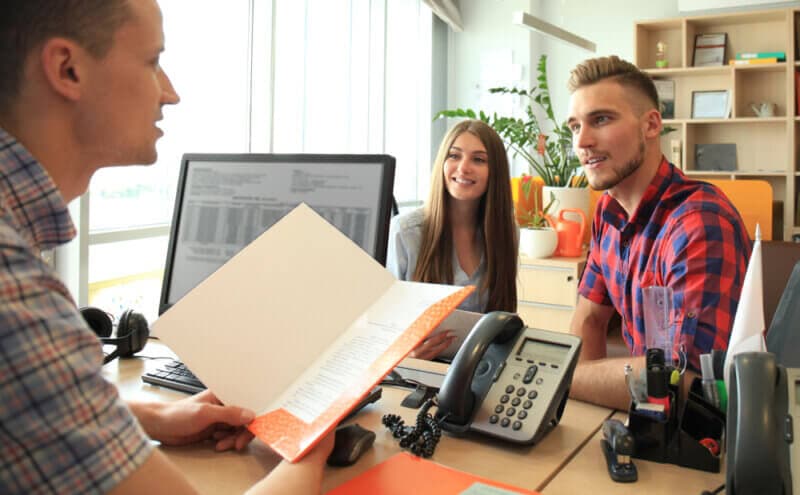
796, 381, 800, 405
518, 338, 570, 365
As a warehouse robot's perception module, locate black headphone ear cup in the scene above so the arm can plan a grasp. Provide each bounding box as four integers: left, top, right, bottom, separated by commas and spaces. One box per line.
80, 307, 113, 338
116, 310, 149, 358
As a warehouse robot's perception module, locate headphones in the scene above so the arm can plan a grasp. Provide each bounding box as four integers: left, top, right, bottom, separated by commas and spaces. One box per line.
80, 307, 150, 364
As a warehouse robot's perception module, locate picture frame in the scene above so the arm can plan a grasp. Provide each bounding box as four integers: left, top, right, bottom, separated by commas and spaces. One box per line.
693, 32, 727, 67
654, 80, 675, 119
691, 90, 730, 119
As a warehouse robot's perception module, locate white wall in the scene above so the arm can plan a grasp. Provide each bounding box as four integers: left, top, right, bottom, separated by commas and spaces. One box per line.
446, 0, 800, 175
445, 0, 681, 175
538, 0, 680, 127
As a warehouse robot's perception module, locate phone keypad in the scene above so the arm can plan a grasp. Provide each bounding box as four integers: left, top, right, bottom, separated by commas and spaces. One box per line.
483, 362, 555, 432
471, 329, 580, 443
489, 382, 539, 428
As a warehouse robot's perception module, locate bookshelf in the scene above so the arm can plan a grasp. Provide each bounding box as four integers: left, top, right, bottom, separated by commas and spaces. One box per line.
635, 8, 800, 240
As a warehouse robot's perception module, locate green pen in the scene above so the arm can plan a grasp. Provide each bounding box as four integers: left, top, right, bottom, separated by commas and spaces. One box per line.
715, 380, 727, 412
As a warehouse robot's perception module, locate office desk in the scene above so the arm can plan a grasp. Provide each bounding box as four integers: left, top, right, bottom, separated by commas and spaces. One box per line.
107, 341, 613, 493
542, 413, 726, 494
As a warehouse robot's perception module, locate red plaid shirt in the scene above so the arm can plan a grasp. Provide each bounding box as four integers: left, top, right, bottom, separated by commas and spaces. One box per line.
579, 157, 751, 371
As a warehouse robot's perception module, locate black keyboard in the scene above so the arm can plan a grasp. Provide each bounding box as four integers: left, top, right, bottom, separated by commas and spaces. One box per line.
142, 360, 206, 394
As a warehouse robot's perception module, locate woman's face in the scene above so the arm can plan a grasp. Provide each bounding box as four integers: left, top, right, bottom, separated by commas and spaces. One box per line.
443, 131, 490, 205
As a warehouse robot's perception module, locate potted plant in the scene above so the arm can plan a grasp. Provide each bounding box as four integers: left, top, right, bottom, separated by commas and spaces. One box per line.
435, 54, 589, 223
517, 176, 558, 259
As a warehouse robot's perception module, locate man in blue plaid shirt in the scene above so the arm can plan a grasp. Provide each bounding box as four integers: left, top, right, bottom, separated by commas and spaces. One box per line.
0, 1, 333, 493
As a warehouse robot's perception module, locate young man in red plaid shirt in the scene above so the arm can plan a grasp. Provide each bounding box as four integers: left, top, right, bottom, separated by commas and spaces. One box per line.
565, 56, 750, 410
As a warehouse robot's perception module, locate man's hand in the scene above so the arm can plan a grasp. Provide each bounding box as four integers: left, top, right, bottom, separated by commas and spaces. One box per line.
408, 330, 455, 360
129, 390, 256, 451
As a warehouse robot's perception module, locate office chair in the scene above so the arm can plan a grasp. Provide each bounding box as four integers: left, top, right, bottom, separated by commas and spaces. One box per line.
706, 179, 773, 241
766, 259, 800, 368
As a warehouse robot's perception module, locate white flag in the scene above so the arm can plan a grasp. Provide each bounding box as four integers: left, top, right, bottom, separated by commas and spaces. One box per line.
723, 224, 767, 388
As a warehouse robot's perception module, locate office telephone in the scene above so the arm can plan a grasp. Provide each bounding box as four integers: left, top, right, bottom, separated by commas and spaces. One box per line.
727, 352, 797, 495
436, 312, 581, 445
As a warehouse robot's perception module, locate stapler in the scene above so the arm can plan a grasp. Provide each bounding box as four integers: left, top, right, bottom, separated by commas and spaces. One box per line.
600, 419, 637, 482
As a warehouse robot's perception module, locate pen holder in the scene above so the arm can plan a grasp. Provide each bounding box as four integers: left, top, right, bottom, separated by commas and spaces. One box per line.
627, 378, 724, 472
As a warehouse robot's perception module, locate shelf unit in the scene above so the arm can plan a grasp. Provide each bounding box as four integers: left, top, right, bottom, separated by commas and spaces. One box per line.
635, 8, 800, 240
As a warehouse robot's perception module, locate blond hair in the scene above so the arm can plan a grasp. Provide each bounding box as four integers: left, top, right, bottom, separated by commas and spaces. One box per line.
567, 55, 659, 110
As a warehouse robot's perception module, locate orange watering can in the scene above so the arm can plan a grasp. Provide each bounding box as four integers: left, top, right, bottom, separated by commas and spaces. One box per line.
549, 208, 587, 257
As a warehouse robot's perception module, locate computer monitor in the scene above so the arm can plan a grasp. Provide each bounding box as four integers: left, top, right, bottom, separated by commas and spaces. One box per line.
158, 153, 396, 315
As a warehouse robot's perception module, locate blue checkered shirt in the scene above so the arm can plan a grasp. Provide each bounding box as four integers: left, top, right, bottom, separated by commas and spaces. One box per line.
0, 128, 153, 494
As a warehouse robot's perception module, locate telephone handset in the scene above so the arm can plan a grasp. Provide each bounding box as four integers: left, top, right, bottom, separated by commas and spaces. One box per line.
727, 352, 795, 495
436, 311, 582, 445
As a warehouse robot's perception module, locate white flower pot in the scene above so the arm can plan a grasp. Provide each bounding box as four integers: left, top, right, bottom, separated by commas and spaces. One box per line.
519, 227, 557, 259
543, 186, 590, 225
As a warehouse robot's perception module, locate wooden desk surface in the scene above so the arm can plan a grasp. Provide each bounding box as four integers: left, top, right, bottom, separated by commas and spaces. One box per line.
542, 412, 726, 495
107, 341, 613, 494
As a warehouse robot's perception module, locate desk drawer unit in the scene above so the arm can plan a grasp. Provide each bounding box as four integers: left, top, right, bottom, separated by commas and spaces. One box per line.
517, 256, 585, 333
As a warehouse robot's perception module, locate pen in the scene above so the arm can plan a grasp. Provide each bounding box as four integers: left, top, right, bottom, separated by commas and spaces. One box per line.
716, 380, 727, 412
624, 363, 637, 405
700, 353, 720, 409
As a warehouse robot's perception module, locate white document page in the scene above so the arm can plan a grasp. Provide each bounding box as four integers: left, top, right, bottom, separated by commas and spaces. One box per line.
276, 281, 464, 422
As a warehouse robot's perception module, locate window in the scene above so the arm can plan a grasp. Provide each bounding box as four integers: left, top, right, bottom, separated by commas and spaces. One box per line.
57, 0, 436, 321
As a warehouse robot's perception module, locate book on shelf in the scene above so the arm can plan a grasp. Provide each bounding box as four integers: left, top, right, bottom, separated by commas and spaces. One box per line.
153, 204, 473, 462
326, 452, 540, 495
728, 58, 779, 65
735, 51, 786, 61
654, 79, 675, 119
796, 70, 800, 116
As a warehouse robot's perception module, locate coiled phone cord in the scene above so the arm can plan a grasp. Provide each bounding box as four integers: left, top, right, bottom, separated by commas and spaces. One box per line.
382, 397, 444, 458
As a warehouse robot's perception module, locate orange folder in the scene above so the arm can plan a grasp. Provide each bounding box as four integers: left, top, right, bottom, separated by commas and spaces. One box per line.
326, 452, 540, 495
248, 286, 474, 462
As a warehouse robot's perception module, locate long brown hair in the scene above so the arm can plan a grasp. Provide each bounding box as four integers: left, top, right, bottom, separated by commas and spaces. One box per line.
413, 120, 518, 312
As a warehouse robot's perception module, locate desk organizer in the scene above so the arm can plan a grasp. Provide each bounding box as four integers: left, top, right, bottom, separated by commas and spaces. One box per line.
627, 377, 725, 472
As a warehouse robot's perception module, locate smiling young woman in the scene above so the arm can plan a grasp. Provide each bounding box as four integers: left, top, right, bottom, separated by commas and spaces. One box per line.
386, 119, 518, 360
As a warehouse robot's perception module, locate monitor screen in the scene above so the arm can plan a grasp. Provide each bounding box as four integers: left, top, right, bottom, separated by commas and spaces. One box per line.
159, 153, 395, 314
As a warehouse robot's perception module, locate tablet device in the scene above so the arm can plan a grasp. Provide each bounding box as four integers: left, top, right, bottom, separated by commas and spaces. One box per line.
432, 310, 483, 360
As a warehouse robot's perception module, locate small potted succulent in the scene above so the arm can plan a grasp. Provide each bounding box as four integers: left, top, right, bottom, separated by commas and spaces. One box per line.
517, 176, 557, 259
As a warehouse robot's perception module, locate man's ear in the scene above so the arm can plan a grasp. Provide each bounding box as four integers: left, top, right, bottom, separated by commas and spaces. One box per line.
642, 108, 662, 140
38, 38, 87, 102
